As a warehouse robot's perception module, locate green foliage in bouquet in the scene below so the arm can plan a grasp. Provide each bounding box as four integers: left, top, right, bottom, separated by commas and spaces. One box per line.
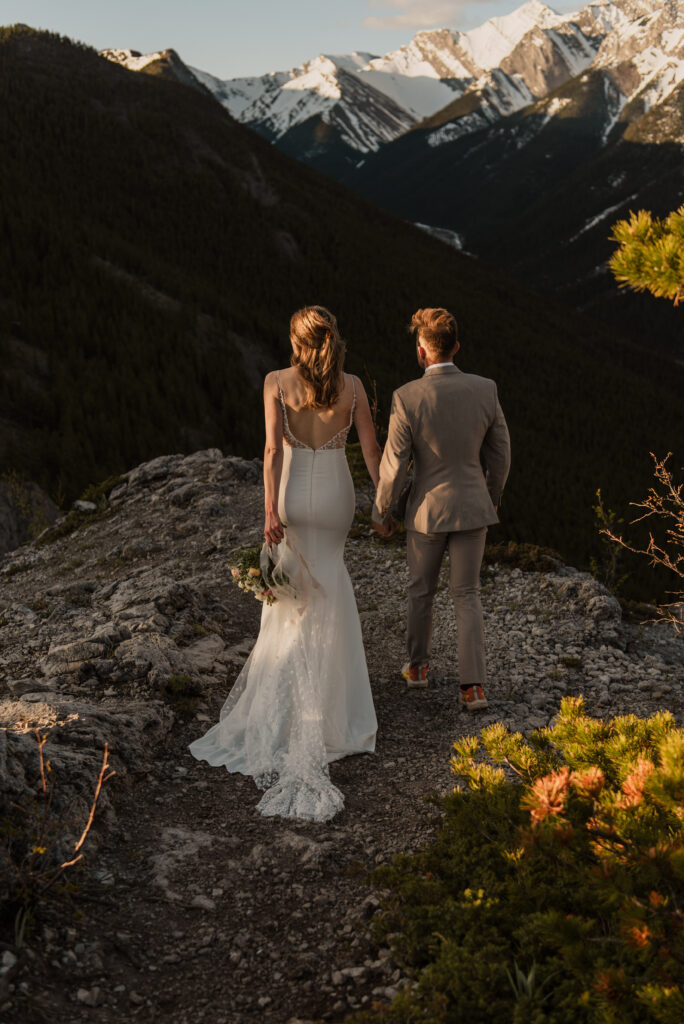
228, 545, 290, 604
609, 206, 684, 306
350, 697, 684, 1024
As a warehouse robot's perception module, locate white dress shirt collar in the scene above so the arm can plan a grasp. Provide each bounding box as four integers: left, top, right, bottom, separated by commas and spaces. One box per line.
424, 361, 455, 373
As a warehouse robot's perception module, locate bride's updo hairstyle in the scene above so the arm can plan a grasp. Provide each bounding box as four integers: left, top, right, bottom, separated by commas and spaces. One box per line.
289, 305, 346, 409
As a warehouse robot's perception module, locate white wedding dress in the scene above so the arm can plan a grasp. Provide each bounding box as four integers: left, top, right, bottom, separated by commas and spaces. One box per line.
188, 373, 377, 821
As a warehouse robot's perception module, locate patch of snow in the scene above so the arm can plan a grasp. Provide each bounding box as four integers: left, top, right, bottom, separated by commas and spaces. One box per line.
455, 0, 562, 71
601, 74, 626, 142
546, 26, 596, 76
415, 222, 464, 249
480, 68, 534, 116
282, 56, 342, 100
426, 112, 490, 146
567, 192, 638, 243
100, 48, 164, 72
546, 96, 572, 115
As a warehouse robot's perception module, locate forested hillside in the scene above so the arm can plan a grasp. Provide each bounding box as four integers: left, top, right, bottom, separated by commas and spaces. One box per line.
0, 25, 682, 596
345, 69, 684, 353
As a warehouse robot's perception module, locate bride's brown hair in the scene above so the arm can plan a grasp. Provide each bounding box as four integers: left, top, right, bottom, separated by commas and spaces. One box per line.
289, 305, 346, 409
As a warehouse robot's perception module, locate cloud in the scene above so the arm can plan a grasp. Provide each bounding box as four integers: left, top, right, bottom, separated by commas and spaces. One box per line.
362, 0, 490, 30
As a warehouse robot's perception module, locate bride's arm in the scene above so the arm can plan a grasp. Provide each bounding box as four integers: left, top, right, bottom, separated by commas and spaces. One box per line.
352, 377, 381, 489
263, 372, 285, 546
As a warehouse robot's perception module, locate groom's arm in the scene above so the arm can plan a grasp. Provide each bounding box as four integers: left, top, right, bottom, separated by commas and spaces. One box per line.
481, 384, 511, 507
372, 392, 412, 524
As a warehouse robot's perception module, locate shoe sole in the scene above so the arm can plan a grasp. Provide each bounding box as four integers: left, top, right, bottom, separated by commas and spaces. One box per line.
463, 701, 488, 711
406, 679, 429, 689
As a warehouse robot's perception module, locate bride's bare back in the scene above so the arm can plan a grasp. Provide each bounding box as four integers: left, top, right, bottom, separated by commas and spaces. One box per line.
263, 362, 380, 546
276, 366, 356, 451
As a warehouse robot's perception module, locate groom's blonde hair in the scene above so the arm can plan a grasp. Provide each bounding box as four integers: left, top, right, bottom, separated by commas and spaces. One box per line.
290, 305, 346, 409
409, 307, 458, 358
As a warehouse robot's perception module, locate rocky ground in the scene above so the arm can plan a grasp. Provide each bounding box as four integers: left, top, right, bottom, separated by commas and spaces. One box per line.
0, 448, 682, 1023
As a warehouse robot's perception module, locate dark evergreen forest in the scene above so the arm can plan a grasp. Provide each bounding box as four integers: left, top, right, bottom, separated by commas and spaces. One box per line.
1, 26, 682, 598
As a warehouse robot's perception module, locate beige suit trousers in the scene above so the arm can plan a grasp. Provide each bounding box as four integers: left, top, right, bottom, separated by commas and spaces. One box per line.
407, 525, 487, 686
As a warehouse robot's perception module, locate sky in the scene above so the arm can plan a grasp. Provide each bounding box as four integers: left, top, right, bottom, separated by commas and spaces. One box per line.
4, 0, 583, 78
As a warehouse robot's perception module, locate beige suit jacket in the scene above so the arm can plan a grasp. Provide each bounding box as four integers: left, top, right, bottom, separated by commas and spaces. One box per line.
373, 364, 511, 534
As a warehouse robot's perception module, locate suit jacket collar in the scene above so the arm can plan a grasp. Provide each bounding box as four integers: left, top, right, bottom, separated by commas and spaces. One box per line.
423, 364, 462, 377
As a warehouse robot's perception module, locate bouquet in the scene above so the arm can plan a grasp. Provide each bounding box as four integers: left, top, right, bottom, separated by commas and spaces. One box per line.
228, 544, 291, 605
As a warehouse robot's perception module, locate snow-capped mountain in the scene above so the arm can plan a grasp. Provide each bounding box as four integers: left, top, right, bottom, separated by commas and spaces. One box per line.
190, 54, 417, 157
592, 0, 684, 132
100, 0, 684, 166
189, 0, 607, 164
100, 1, 609, 170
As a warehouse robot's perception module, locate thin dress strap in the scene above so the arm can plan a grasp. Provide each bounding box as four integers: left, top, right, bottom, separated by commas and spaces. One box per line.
275, 370, 285, 409
276, 371, 307, 450
348, 375, 356, 427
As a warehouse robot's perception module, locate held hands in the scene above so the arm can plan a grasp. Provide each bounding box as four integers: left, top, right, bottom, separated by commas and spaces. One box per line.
373, 514, 396, 539
264, 508, 285, 547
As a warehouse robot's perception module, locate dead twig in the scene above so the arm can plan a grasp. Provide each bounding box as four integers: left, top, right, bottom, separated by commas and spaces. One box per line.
600, 453, 683, 631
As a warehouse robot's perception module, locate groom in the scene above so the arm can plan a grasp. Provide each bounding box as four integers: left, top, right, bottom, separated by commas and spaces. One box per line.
372, 307, 511, 711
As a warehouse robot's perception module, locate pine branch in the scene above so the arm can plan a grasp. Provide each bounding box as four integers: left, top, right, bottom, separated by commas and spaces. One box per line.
609, 206, 684, 305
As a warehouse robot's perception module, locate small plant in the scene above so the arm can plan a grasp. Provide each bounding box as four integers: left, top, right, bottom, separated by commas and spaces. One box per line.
35, 506, 111, 547
159, 672, 202, 719
79, 473, 127, 511
590, 487, 629, 594
32, 472, 125, 547
0, 468, 51, 541
25, 597, 50, 618
506, 959, 558, 1004
600, 453, 683, 632
483, 540, 562, 572
351, 697, 684, 1024
2, 561, 30, 578
1, 729, 114, 949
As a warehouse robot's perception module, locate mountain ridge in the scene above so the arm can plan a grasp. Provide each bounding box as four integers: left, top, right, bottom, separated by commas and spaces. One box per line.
103, 1, 609, 170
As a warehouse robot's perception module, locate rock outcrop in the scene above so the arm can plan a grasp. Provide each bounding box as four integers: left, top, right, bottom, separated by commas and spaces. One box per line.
0, 449, 262, 820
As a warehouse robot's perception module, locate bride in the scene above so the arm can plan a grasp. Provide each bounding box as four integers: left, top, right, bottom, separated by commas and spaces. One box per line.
189, 305, 381, 821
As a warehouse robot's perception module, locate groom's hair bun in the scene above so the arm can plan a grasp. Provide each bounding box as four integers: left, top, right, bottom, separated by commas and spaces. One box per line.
409, 308, 458, 358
